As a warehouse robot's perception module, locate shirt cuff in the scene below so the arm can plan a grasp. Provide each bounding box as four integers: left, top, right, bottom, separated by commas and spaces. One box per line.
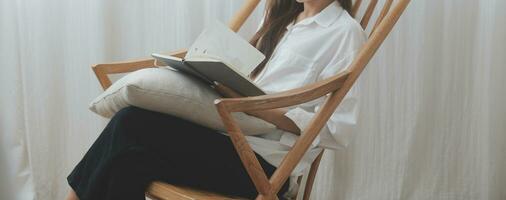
283, 107, 321, 148
283, 106, 357, 150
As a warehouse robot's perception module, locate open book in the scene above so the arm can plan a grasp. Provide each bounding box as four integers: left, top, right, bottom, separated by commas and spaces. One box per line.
152, 20, 266, 96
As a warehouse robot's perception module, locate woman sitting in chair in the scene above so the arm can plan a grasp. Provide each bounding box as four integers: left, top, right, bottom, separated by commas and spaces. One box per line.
66, 0, 365, 199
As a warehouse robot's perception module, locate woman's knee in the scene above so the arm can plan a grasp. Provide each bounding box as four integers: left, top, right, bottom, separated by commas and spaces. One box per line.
110, 106, 182, 136
111, 106, 151, 125
108, 106, 153, 137
109, 106, 210, 141
114, 106, 144, 118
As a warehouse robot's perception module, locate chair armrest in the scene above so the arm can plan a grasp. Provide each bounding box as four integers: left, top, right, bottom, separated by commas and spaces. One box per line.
214, 70, 349, 112
92, 49, 187, 90
212, 71, 349, 197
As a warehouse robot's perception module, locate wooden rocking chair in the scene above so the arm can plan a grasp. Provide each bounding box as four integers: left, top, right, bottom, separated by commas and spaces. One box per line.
92, 0, 411, 199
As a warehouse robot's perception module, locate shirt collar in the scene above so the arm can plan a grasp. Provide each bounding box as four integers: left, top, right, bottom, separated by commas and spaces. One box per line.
287, 1, 344, 30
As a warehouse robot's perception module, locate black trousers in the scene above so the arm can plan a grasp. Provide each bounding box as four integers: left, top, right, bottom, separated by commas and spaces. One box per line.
67, 106, 288, 200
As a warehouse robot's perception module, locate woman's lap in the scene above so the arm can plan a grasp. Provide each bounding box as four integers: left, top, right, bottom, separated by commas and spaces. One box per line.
68, 106, 287, 200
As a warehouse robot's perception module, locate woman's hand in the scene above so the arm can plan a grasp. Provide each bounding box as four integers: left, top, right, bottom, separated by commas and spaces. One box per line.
213, 82, 301, 135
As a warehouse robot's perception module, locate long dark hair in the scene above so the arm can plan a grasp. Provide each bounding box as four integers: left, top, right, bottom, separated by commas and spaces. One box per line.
249, 0, 352, 79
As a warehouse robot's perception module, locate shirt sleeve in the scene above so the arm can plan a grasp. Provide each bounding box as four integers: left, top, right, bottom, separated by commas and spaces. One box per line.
283, 49, 362, 150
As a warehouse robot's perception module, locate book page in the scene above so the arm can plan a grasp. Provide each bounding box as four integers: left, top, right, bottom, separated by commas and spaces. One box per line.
186, 20, 265, 76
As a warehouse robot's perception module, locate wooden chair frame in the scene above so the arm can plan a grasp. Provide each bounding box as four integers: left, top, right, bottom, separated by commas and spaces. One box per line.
92, 0, 411, 199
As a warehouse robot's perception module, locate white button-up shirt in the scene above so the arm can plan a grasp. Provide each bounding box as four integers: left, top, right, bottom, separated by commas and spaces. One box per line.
244, 1, 367, 192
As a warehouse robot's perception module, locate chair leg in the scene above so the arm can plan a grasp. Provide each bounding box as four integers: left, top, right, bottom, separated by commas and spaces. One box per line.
302, 151, 324, 200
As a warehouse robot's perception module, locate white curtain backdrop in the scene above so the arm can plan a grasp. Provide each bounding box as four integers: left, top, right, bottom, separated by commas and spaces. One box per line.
1, 0, 504, 199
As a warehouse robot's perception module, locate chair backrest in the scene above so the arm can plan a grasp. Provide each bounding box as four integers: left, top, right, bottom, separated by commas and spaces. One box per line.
225, 0, 411, 199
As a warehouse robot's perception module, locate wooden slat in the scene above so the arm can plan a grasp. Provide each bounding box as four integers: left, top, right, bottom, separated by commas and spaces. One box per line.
360, 0, 379, 29
371, 0, 394, 35
352, 0, 363, 17
216, 72, 349, 112
228, 0, 261, 32
215, 103, 274, 199
302, 151, 324, 200
92, 49, 187, 90
146, 182, 244, 200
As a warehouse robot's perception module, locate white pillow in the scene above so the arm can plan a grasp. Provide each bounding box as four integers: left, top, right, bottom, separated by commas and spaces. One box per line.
89, 67, 276, 135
